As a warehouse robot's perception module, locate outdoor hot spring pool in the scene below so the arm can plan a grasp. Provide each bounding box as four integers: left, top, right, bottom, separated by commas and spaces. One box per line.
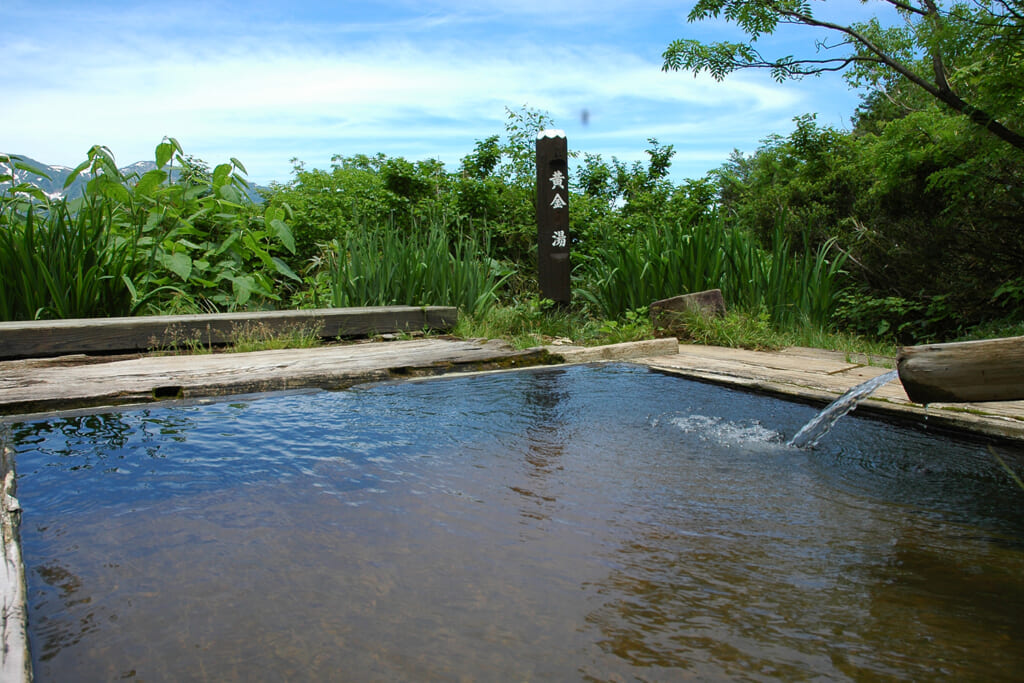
8, 362, 1024, 681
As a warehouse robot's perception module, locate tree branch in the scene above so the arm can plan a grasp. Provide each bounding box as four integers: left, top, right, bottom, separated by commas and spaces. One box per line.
665, 0, 1024, 152
880, 0, 929, 16
773, 4, 1024, 151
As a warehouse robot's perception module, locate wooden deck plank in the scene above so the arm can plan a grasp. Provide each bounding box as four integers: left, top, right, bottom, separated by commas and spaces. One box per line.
639, 344, 1024, 441
0, 338, 554, 416
0, 306, 457, 359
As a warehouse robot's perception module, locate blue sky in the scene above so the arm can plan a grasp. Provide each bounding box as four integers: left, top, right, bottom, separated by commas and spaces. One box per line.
2, 1, 890, 185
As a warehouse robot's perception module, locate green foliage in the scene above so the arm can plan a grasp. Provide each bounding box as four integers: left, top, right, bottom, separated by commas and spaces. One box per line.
264, 106, 552, 271
454, 297, 569, 349
0, 198, 138, 319
576, 217, 848, 329
0, 140, 298, 320
498, 105, 557, 187
675, 308, 782, 351
597, 307, 653, 345
677, 306, 899, 359
453, 298, 652, 349
6, 81, 1020, 350
704, 71, 1024, 342
0, 153, 53, 204
229, 321, 321, 353
717, 115, 861, 249
663, 1, 1024, 152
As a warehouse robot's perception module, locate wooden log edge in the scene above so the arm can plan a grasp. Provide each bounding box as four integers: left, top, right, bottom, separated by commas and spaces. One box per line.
0, 306, 458, 360
897, 335, 1024, 404
0, 445, 31, 683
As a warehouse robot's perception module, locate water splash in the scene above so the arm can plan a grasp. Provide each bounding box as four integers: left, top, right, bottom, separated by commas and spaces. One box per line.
657, 414, 785, 447
788, 370, 899, 449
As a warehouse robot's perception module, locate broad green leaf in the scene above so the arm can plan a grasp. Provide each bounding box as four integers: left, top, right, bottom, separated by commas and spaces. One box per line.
231, 275, 254, 307
241, 232, 268, 257
92, 145, 123, 181
264, 205, 283, 224
135, 169, 168, 197
94, 177, 132, 204
271, 256, 301, 282
212, 163, 231, 189
12, 156, 51, 179
145, 209, 165, 230
159, 251, 193, 281
64, 159, 91, 189
270, 218, 296, 254
217, 184, 242, 204
13, 186, 49, 203
213, 231, 240, 256
122, 275, 138, 300
184, 185, 208, 201
177, 238, 204, 251
155, 141, 174, 169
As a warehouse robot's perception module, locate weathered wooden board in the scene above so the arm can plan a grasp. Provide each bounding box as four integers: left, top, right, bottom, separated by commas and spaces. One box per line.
640, 344, 1024, 441
0, 307, 457, 360
645, 344, 907, 402
898, 335, 1024, 404
0, 338, 555, 416
1, 450, 30, 683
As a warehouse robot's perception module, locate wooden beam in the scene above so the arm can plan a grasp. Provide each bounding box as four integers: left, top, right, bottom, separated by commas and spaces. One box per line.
0, 307, 457, 359
897, 336, 1024, 404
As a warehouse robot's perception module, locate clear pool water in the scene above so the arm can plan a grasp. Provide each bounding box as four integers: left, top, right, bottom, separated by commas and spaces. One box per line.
9, 363, 1024, 681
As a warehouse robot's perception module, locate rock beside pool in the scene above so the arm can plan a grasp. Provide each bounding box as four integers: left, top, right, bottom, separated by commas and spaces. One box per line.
650, 289, 726, 337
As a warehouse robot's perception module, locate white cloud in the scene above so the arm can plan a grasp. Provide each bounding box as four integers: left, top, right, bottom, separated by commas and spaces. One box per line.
1, 1, 862, 183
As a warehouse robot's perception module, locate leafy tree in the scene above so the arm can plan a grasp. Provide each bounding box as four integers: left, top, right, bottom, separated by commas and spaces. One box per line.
461, 135, 502, 180
175, 154, 213, 186
662, 0, 1024, 153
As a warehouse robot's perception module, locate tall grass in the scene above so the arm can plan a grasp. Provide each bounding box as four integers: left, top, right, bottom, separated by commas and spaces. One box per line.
0, 198, 140, 320
724, 229, 847, 329
575, 219, 728, 318
577, 217, 848, 328
326, 225, 512, 316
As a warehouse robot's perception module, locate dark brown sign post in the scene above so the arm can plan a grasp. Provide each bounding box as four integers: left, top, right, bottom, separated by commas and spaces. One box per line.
536, 129, 571, 305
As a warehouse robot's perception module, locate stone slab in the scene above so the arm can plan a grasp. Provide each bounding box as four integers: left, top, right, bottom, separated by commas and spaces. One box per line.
546, 338, 679, 363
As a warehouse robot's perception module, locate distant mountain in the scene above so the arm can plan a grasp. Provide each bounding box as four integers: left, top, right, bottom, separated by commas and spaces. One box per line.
1, 155, 264, 202
1, 157, 84, 200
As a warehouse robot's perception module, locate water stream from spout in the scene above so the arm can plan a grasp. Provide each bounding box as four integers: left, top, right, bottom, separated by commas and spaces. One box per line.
788, 370, 900, 449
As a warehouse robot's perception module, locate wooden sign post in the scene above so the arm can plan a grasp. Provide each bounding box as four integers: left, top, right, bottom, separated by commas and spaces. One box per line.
536, 129, 571, 305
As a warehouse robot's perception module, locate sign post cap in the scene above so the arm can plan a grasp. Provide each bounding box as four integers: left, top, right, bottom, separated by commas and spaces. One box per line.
536, 129, 567, 140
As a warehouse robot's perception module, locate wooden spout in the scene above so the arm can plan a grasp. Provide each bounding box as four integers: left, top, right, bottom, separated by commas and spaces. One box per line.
896, 335, 1024, 404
